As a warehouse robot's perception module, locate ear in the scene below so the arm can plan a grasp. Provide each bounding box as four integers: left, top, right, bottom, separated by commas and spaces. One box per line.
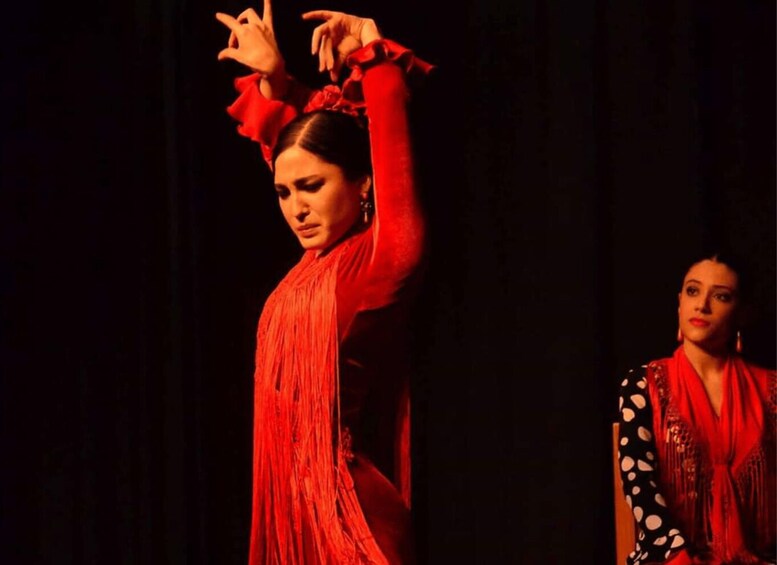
359, 176, 372, 199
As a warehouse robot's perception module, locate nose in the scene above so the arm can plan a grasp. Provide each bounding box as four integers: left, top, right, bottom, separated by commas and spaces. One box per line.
290, 192, 309, 221
695, 292, 712, 313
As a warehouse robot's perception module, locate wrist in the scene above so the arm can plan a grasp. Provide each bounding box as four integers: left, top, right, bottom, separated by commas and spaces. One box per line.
259, 76, 289, 101
260, 62, 289, 100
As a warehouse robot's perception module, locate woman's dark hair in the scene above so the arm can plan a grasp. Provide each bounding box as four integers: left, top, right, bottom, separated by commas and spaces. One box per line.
682, 249, 753, 304
272, 110, 372, 181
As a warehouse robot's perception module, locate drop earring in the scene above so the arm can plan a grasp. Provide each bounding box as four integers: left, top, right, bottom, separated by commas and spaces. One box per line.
736, 330, 743, 354
360, 199, 374, 224
677, 327, 683, 343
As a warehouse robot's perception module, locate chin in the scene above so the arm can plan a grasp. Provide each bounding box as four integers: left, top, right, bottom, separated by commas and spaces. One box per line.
297, 235, 330, 251
298, 240, 321, 250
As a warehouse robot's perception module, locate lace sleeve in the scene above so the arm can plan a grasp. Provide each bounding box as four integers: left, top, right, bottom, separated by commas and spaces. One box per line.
336, 39, 433, 313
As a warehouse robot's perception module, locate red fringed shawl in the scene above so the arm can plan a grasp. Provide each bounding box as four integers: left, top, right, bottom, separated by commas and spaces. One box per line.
251, 242, 387, 564
646, 347, 776, 564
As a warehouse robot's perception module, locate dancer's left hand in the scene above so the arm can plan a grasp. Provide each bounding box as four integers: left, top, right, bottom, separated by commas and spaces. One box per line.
301, 10, 382, 82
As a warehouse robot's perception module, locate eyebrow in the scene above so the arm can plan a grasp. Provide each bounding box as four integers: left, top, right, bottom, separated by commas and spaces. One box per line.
684, 279, 736, 291
274, 175, 323, 190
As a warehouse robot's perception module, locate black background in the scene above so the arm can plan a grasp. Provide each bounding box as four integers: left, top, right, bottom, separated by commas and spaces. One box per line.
1, 1, 774, 563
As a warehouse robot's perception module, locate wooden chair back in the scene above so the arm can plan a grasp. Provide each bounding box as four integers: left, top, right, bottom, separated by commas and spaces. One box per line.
612, 422, 638, 565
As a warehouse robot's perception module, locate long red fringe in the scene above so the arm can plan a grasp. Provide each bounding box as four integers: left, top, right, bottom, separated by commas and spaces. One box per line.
249, 243, 388, 565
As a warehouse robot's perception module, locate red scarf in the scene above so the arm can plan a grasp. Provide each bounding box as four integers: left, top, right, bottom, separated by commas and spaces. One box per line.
648, 347, 775, 564
249, 241, 388, 565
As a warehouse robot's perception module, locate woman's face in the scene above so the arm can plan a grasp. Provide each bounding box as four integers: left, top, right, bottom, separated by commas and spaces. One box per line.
273, 145, 370, 251
678, 259, 740, 354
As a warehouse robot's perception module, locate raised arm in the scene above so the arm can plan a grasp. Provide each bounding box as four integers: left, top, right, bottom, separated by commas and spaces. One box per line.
217, 1, 317, 167
357, 44, 426, 298
303, 11, 430, 308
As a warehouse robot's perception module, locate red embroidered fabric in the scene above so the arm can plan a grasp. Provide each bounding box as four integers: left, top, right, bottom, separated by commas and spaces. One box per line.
646, 347, 776, 564
229, 40, 431, 565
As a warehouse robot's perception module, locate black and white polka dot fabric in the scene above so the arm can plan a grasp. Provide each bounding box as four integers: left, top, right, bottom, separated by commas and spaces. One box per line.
618, 367, 687, 564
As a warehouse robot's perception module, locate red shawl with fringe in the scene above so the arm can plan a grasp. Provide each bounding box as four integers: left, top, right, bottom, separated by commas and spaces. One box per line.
647, 347, 776, 564
251, 239, 383, 564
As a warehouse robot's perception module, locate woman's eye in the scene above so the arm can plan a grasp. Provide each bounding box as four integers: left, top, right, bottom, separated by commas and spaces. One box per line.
301, 181, 323, 193
715, 293, 732, 303
275, 188, 290, 199
685, 286, 699, 296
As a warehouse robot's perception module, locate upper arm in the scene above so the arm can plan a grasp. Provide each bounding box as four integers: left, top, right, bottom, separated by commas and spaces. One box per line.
360, 62, 426, 305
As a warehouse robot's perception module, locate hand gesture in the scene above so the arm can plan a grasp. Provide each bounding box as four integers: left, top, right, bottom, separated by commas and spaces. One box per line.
301, 10, 382, 82
216, 0, 283, 79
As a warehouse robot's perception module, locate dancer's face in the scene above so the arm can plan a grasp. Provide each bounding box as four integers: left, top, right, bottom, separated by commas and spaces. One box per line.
678, 259, 740, 354
274, 145, 370, 251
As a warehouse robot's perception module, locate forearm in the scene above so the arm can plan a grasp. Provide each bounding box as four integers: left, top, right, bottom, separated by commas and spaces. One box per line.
359, 45, 425, 278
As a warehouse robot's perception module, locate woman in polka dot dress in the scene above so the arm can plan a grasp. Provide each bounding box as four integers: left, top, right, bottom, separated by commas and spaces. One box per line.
617, 253, 776, 565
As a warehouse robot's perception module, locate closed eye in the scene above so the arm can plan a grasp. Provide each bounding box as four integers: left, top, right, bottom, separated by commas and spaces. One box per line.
274, 186, 290, 199
299, 180, 324, 193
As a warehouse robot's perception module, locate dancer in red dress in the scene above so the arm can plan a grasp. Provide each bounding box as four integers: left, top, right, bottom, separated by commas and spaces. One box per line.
618, 254, 776, 564
216, 4, 432, 563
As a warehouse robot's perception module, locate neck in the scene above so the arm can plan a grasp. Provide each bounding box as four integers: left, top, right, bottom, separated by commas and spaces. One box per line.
682, 340, 729, 381
313, 220, 368, 258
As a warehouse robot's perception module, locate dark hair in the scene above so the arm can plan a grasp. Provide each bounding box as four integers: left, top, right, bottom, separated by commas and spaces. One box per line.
682, 249, 753, 304
272, 110, 372, 181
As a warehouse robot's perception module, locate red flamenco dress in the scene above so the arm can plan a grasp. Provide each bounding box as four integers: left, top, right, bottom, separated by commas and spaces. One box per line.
226, 39, 433, 565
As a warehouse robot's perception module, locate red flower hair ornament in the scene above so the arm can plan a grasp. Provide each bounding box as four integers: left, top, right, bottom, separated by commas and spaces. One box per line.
302, 82, 365, 117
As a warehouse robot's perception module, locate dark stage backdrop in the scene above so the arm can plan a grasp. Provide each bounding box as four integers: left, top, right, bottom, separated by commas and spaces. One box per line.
1, 1, 773, 563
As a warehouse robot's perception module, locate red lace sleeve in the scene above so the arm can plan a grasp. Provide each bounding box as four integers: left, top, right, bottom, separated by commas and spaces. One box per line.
226, 74, 312, 169
338, 39, 433, 314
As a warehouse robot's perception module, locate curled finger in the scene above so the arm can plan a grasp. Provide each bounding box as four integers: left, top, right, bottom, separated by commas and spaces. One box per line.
324, 35, 334, 72
310, 22, 329, 55
318, 34, 332, 72
329, 58, 343, 82
237, 8, 261, 26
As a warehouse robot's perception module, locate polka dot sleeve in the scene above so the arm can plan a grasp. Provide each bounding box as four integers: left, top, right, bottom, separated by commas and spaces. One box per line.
617, 368, 690, 564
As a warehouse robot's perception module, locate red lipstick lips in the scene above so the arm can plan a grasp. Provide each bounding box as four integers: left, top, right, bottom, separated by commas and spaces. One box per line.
296, 224, 319, 236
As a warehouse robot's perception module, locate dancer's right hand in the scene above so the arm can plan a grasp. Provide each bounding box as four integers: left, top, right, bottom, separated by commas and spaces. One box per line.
216, 0, 287, 96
